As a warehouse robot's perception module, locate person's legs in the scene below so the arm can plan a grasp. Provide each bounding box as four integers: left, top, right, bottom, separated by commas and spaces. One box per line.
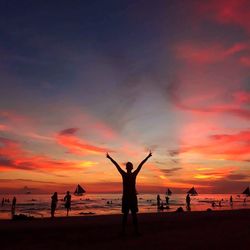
132, 212, 139, 234
122, 212, 128, 233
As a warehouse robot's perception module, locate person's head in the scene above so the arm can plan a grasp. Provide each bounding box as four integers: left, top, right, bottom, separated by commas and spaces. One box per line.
67, 191, 70, 195
126, 162, 133, 172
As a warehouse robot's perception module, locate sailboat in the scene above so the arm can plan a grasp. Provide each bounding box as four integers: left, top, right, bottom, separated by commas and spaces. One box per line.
242, 187, 250, 196
187, 187, 198, 196
166, 188, 172, 196
74, 184, 86, 196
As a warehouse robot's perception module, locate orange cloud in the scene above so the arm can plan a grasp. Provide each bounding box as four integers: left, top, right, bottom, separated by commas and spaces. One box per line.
0, 136, 93, 173
56, 128, 113, 155
180, 130, 250, 161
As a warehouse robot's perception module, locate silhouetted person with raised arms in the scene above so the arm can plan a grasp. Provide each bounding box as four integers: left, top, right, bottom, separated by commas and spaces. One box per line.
51, 192, 58, 218
186, 194, 191, 210
107, 151, 152, 235
64, 191, 71, 216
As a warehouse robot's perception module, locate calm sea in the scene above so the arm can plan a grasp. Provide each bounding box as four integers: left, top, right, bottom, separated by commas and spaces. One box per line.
0, 193, 249, 219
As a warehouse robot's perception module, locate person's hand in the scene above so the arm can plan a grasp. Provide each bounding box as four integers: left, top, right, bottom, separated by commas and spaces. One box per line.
106, 152, 111, 159
148, 151, 152, 158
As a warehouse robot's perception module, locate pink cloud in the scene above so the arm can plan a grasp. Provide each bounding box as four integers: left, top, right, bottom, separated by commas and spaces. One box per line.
197, 0, 250, 33
175, 42, 249, 64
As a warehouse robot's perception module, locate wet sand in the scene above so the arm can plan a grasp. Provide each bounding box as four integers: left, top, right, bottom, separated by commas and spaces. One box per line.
0, 209, 249, 250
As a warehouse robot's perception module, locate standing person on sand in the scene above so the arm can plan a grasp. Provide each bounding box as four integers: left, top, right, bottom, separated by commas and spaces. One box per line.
107, 151, 152, 235
230, 195, 233, 207
64, 191, 71, 216
186, 194, 191, 210
11, 196, 16, 218
157, 194, 161, 209
51, 192, 58, 218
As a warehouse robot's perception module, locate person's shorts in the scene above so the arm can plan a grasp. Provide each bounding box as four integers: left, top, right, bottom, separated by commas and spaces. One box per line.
122, 195, 138, 213
65, 202, 71, 209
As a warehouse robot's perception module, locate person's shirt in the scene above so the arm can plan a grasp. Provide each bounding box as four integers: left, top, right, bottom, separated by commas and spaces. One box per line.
120, 171, 138, 197
64, 194, 71, 203
51, 195, 58, 203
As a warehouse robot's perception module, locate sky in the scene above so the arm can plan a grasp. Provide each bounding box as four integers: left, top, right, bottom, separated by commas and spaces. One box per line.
0, 0, 249, 194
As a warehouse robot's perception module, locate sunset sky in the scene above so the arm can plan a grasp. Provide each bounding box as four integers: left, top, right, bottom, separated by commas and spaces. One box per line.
0, 0, 249, 194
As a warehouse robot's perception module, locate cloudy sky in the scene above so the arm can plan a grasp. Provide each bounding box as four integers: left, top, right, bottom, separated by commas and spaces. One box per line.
0, 0, 249, 193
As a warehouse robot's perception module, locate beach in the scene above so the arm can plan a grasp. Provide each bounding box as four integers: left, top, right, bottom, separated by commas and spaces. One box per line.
1, 209, 249, 250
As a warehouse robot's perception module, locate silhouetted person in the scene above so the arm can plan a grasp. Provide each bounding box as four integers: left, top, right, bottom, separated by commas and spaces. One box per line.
107, 151, 152, 235
159, 201, 164, 211
219, 200, 222, 207
51, 192, 58, 218
166, 195, 169, 205
64, 191, 71, 216
230, 195, 233, 207
11, 196, 16, 218
157, 194, 161, 209
186, 194, 191, 210
243, 198, 246, 205
1, 198, 4, 207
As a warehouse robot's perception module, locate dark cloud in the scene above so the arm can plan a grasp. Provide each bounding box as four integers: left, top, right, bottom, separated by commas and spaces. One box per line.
59, 128, 79, 136
0, 155, 15, 167
168, 149, 180, 157
161, 167, 182, 175
226, 174, 249, 181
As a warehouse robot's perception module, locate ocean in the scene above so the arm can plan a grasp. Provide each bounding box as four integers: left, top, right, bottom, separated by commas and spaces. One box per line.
0, 193, 249, 219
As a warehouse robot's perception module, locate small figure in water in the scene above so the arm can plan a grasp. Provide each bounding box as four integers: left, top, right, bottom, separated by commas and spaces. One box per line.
230, 195, 233, 207
11, 196, 16, 218
165, 195, 170, 205
51, 192, 58, 218
64, 191, 71, 216
107, 151, 152, 235
1, 198, 4, 207
159, 201, 164, 211
219, 200, 222, 207
186, 194, 191, 210
243, 198, 246, 205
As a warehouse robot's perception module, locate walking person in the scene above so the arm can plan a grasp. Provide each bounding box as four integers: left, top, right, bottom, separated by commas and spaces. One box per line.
64, 191, 71, 216
107, 151, 152, 235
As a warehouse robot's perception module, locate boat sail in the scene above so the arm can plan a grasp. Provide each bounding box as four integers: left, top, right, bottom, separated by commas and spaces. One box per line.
74, 184, 86, 196
166, 188, 172, 196
242, 187, 250, 196
187, 187, 198, 196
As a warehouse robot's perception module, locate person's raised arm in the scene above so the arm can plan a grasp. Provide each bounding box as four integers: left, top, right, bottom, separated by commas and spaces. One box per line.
134, 151, 152, 175
106, 153, 124, 175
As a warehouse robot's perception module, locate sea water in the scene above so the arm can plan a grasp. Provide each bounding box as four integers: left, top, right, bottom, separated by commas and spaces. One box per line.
0, 193, 249, 219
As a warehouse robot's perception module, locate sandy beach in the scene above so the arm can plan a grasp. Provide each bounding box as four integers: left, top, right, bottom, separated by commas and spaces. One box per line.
0, 209, 249, 250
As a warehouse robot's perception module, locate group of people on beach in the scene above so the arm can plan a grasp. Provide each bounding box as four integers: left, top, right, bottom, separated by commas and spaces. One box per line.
51, 191, 72, 218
